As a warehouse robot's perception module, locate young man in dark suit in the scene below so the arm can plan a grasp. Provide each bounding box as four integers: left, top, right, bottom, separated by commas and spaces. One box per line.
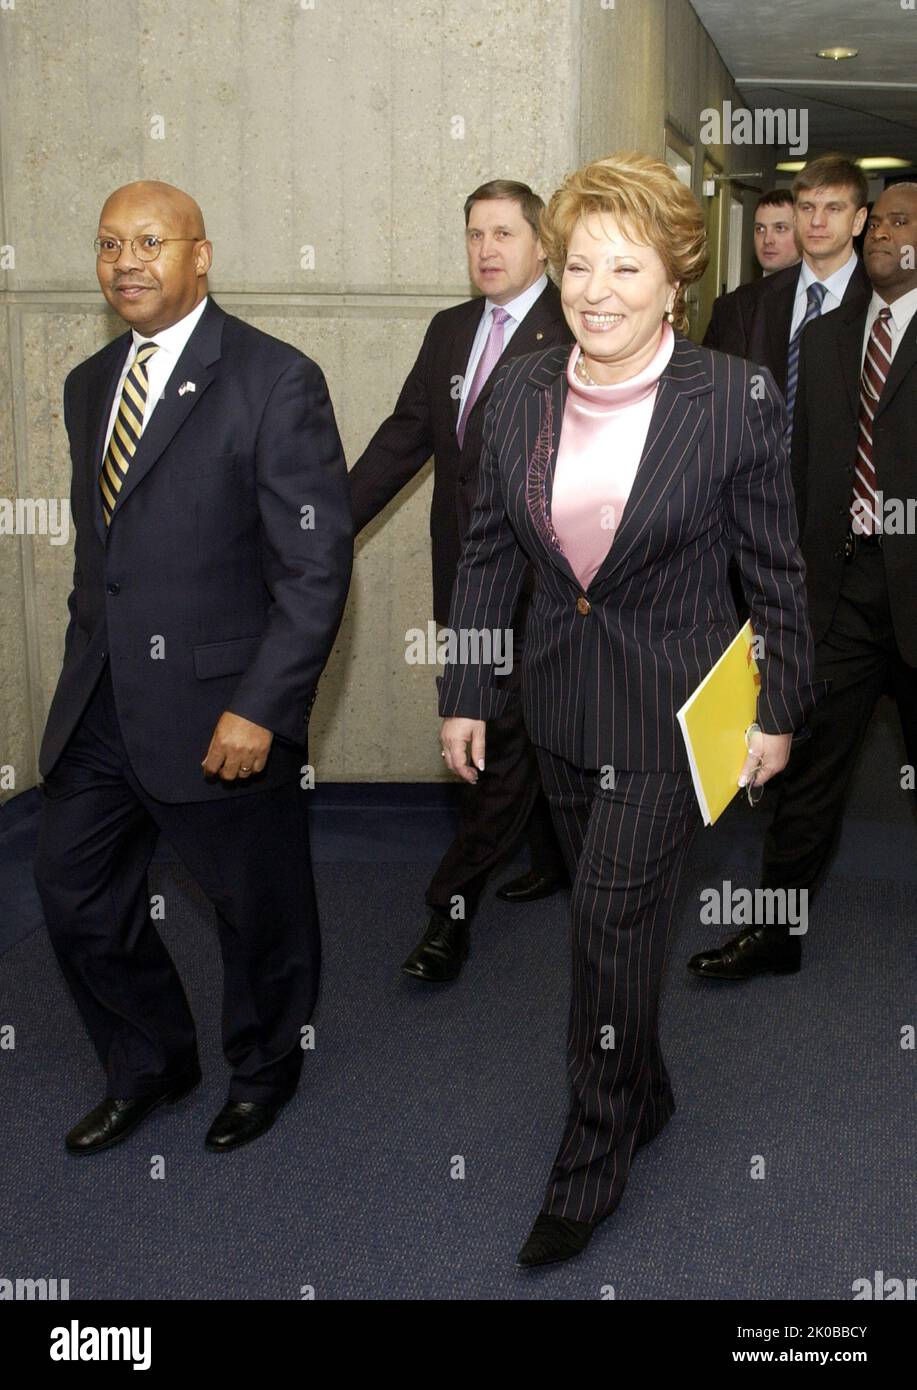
743, 155, 870, 416
34, 182, 353, 1151
690, 183, 917, 981
703, 189, 799, 356
349, 181, 571, 984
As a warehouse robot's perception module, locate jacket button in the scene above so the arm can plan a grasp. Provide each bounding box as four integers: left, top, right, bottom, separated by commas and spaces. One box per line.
106, 582, 120, 596
576, 595, 591, 616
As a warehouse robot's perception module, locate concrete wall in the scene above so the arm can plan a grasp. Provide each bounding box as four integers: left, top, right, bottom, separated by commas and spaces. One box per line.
1, 0, 759, 796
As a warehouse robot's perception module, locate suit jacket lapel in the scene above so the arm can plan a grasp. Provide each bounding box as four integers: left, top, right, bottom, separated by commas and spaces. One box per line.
452, 282, 566, 434
521, 336, 712, 594
106, 299, 224, 529
588, 341, 712, 593
87, 334, 133, 543
835, 303, 868, 422
875, 312, 917, 421
521, 353, 580, 589
450, 300, 486, 429
767, 279, 794, 388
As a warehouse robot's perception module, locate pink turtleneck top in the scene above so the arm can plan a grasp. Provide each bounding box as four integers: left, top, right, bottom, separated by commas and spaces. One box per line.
551, 322, 675, 590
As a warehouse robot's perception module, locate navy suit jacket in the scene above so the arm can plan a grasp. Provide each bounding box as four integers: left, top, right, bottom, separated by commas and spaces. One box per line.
791, 294, 917, 664
438, 335, 823, 772
702, 278, 766, 357
745, 258, 870, 396
39, 297, 353, 802
348, 279, 572, 624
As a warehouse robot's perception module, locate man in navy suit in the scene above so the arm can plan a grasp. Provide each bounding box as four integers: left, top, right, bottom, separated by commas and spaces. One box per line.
349, 181, 571, 984
33, 181, 353, 1153
743, 155, 869, 407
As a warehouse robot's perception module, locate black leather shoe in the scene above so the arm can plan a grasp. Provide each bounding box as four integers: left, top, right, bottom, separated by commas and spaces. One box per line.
516, 1213, 593, 1268
687, 927, 801, 981
495, 868, 567, 903
204, 1098, 287, 1152
401, 915, 469, 983
65, 1071, 201, 1155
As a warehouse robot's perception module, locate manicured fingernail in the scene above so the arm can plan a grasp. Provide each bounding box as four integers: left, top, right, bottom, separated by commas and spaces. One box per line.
477, 760, 485, 771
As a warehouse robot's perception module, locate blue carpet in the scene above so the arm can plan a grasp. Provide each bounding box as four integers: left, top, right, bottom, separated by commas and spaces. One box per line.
0, 783, 914, 1299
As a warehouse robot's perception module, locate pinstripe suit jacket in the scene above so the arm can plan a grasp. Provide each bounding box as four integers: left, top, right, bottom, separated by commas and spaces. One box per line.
437, 333, 823, 772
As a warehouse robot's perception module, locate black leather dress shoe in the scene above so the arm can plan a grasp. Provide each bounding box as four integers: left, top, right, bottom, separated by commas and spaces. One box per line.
204, 1099, 287, 1152
401, 915, 469, 983
516, 1213, 593, 1268
65, 1071, 201, 1155
495, 868, 567, 903
687, 927, 801, 981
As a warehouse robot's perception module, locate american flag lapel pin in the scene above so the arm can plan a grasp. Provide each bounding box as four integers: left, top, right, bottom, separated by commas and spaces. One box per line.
178, 380, 196, 396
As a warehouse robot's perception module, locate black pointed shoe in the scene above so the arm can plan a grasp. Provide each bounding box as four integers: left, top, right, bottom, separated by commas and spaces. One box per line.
401, 915, 469, 983
204, 1098, 287, 1152
495, 868, 567, 903
65, 1071, 201, 1155
687, 926, 801, 981
516, 1212, 593, 1268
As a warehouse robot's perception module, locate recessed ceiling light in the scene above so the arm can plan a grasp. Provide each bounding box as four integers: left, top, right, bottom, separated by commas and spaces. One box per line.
857, 156, 911, 170
816, 46, 859, 60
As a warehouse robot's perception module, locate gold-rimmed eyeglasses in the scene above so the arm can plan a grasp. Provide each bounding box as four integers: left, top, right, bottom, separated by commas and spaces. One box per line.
93, 235, 202, 263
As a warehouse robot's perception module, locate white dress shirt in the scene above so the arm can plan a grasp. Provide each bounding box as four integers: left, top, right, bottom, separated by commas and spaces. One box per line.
790, 253, 859, 339
457, 272, 549, 417
860, 285, 917, 369
102, 295, 209, 458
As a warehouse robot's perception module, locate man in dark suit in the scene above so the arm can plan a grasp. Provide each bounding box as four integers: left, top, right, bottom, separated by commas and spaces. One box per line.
689, 182, 917, 981
33, 181, 353, 1151
703, 189, 799, 355
349, 180, 571, 983
743, 155, 869, 417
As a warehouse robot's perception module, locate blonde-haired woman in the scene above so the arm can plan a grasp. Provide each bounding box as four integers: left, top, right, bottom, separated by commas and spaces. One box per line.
438, 153, 821, 1266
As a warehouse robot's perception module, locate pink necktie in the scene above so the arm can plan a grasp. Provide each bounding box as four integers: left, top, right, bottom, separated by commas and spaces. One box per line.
456, 306, 510, 448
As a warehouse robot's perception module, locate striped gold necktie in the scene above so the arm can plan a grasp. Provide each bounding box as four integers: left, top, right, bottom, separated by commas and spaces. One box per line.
99, 341, 160, 526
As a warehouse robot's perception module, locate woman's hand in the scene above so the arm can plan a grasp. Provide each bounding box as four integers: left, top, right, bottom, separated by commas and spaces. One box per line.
440, 718, 486, 784
739, 730, 791, 790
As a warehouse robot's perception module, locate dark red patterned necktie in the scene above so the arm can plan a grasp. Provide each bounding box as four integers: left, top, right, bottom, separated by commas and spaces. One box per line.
850, 306, 893, 536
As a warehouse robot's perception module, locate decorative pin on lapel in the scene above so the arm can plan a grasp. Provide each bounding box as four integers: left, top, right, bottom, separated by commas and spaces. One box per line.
536, 331, 544, 340
178, 380, 196, 396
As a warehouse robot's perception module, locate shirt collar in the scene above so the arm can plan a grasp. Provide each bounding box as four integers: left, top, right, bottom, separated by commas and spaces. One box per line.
131, 295, 209, 354
484, 272, 548, 325
797, 252, 858, 301
869, 284, 917, 336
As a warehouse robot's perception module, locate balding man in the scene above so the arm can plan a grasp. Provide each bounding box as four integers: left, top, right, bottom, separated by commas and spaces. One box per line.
33, 182, 353, 1152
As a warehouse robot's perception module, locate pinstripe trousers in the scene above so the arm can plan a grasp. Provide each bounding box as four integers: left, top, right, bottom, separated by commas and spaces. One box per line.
535, 748, 701, 1225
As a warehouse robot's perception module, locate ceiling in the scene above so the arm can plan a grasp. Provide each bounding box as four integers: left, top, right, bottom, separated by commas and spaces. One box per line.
689, 0, 917, 171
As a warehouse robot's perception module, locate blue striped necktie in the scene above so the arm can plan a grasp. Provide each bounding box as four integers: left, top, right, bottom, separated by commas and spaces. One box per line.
784, 281, 826, 442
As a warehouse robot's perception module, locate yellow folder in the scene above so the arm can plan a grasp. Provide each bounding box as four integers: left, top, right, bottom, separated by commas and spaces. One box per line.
676, 620, 761, 826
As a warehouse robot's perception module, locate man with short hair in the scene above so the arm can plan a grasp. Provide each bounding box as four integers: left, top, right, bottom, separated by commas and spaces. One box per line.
349, 180, 571, 983
689, 182, 917, 981
753, 189, 800, 276
34, 181, 353, 1152
704, 190, 800, 355
744, 154, 870, 422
